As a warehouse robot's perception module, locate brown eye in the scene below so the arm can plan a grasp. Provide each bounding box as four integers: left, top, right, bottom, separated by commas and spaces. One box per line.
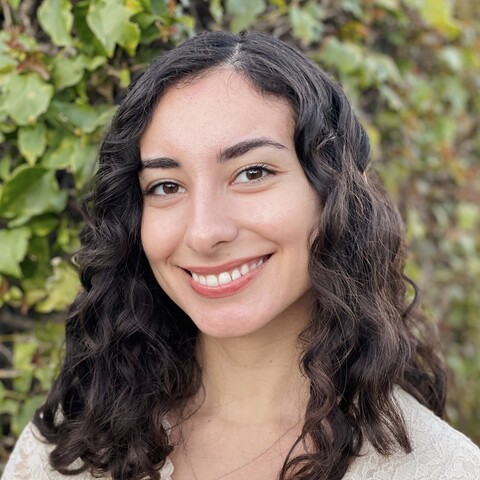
162, 183, 180, 194
234, 165, 273, 184
151, 182, 186, 196
245, 168, 263, 180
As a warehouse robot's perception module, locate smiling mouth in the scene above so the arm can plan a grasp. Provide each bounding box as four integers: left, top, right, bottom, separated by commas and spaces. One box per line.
187, 255, 270, 288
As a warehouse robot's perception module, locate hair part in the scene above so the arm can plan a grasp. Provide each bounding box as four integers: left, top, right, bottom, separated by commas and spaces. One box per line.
34, 31, 447, 480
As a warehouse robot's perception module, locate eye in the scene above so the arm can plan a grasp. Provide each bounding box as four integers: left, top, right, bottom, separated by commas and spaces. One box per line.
234, 165, 274, 184
148, 181, 186, 196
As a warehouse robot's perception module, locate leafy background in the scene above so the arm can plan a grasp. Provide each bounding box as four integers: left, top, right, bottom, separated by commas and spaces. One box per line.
0, 0, 479, 469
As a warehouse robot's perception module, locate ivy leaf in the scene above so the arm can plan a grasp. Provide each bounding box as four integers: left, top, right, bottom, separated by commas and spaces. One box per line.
226, 0, 266, 32
42, 135, 99, 188
2, 73, 53, 126
414, 0, 461, 38
18, 123, 47, 165
50, 100, 116, 133
0, 53, 17, 73
36, 258, 80, 313
0, 228, 30, 278
374, 0, 399, 9
319, 38, 363, 75
25, 215, 60, 237
42, 136, 78, 170
37, 0, 74, 47
289, 3, 324, 45
52, 56, 85, 90
0, 166, 67, 220
87, 0, 141, 57
51, 54, 105, 90
7, 0, 21, 9
340, 0, 363, 18
12, 341, 38, 394
71, 141, 99, 189
209, 0, 224, 24
12, 396, 46, 436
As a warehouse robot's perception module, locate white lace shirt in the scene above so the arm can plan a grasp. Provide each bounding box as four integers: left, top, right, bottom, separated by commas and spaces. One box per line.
3, 389, 480, 479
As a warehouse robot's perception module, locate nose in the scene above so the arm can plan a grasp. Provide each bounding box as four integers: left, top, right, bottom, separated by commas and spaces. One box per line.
184, 190, 239, 254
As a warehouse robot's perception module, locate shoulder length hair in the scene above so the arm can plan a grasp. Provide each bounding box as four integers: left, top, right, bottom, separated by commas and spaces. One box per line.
34, 31, 446, 480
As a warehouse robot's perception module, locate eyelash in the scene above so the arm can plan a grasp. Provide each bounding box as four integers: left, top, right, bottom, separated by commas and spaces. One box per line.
145, 164, 275, 196
145, 181, 185, 196
233, 163, 275, 184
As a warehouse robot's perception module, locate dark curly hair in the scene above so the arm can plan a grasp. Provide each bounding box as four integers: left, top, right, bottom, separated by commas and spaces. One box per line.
34, 31, 447, 480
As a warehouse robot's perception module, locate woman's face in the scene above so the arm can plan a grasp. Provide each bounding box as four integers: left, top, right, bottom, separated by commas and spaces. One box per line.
139, 69, 320, 339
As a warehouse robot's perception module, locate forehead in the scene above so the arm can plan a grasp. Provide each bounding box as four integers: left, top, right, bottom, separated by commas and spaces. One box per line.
139, 69, 295, 159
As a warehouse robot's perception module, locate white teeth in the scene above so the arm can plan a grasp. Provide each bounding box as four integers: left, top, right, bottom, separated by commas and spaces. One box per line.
231, 269, 241, 280
206, 275, 218, 287
190, 257, 267, 288
218, 272, 232, 285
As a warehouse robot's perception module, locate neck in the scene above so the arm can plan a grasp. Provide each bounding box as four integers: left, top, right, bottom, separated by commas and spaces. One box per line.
193, 316, 310, 426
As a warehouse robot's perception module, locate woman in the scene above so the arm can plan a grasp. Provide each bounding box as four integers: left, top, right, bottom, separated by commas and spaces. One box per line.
3, 31, 480, 480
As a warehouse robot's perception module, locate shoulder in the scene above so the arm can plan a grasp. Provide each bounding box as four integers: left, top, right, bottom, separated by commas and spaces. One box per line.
1, 423, 93, 480
2, 423, 174, 480
345, 388, 480, 480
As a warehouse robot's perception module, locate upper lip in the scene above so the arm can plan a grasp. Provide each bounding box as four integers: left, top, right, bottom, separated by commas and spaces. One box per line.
182, 255, 270, 275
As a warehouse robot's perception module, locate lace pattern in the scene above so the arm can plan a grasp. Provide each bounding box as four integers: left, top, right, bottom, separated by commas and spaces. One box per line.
2, 390, 479, 479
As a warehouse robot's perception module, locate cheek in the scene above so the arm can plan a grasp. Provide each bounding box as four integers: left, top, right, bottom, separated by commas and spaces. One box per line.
244, 187, 319, 242
140, 209, 182, 265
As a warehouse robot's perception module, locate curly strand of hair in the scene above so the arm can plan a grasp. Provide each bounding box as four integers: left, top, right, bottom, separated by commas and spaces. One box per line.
33, 31, 447, 480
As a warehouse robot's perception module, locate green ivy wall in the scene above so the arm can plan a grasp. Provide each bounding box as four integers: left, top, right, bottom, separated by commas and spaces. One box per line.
0, 0, 479, 467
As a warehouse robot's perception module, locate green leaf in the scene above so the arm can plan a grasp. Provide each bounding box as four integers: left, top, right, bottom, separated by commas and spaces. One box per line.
289, 3, 324, 45
319, 38, 363, 75
456, 203, 479, 231
0, 398, 19, 416
24, 215, 60, 237
439, 46, 463, 71
0, 228, 30, 278
12, 341, 37, 394
340, 0, 363, 18
209, 0, 224, 24
12, 395, 46, 436
0, 154, 12, 181
18, 123, 47, 165
7, 0, 21, 8
2, 74, 54, 126
55, 218, 81, 253
226, 0, 266, 32
0, 53, 17, 73
416, 0, 461, 38
42, 135, 99, 188
42, 136, 77, 170
36, 258, 80, 313
0, 166, 67, 220
374, 0, 399, 9
50, 100, 116, 133
22, 238, 53, 306
71, 140, 99, 188
87, 0, 141, 57
51, 55, 86, 90
37, 0, 74, 47
148, 0, 169, 16
120, 21, 142, 56
13, 341, 37, 372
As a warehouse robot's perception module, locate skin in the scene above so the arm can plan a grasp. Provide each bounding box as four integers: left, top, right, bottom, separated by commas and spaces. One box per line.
139, 69, 319, 479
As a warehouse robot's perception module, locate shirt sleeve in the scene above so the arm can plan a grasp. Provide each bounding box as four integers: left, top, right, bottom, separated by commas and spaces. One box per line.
2, 423, 70, 480
1, 423, 173, 480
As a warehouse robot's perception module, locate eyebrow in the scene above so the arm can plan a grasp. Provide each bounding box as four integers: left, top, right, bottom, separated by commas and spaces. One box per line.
140, 137, 287, 169
218, 137, 287, 162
